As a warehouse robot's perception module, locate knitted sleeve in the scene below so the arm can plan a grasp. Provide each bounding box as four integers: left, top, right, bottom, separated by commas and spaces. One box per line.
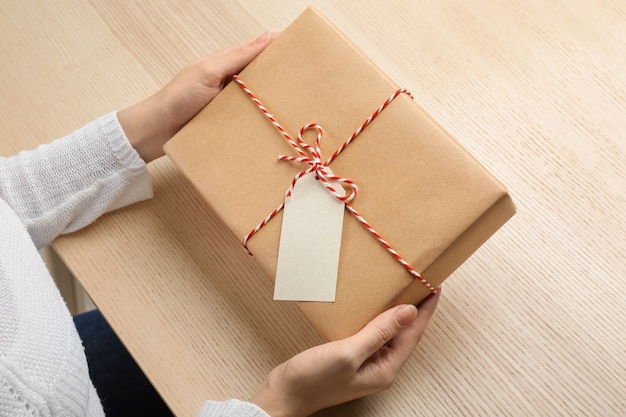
197, 399, 271, 417
0, 112, 152, 248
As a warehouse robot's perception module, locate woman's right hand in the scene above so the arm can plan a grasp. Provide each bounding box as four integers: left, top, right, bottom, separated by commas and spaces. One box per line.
250, 290, 441, 417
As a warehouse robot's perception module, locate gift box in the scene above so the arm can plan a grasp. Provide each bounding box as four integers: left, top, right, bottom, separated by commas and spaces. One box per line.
164, 7, 516, 340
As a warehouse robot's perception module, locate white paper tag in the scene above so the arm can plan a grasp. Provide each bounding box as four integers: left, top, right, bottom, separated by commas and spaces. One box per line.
274, 171, 345, 302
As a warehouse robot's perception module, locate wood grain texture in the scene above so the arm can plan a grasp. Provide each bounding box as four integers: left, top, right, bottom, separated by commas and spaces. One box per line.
0, 0, 624, 416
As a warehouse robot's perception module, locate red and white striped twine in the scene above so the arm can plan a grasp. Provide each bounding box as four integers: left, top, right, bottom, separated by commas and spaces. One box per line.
233, 75, 436, 293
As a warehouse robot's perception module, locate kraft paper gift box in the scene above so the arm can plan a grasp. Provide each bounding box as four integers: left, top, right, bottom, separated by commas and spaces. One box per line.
164, 7, 516, 340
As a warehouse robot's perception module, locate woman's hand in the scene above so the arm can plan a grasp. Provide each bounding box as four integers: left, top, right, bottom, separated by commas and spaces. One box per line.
118, 32, 276, 163
250, 291, 441, 417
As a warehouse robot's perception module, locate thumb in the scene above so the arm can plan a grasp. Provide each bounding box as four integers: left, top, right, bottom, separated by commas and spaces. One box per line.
213, 32, 274, 77
348, 304, 418, 362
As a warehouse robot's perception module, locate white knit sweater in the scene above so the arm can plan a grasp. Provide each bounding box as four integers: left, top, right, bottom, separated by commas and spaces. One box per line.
0, 113, 268, 417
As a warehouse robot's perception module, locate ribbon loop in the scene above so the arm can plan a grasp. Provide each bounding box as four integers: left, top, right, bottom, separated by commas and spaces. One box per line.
279, 122, 357, 204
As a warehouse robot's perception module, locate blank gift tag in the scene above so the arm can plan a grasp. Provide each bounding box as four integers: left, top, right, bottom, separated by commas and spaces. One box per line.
274, 171, 345, 302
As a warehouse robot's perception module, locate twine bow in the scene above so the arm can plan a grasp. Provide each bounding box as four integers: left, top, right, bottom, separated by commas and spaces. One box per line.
233, 75, 436, 293
278, 123, 357, 204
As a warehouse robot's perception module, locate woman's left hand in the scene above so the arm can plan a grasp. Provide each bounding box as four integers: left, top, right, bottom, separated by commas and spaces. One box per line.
118, 32, 276, 163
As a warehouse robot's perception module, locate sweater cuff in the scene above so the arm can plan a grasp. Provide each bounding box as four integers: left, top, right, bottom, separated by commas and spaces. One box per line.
101, 112, 153, 211
197, 399, 270, 417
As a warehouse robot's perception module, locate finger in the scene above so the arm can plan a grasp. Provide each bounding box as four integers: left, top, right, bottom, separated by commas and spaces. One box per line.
212, 32, 276, 77
416, 287, 441, 318
217, 31, 280, 56
348, 304, 419, 363
383, 290, 442, 368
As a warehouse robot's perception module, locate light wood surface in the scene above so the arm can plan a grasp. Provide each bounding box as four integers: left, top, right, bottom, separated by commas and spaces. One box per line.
1, 1, 624, 416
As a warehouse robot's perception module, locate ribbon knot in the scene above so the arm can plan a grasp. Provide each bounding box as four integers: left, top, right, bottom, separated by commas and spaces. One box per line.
279, 123, 357, 204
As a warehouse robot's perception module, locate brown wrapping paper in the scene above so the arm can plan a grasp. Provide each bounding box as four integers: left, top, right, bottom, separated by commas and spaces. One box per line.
164, 7, 516, 340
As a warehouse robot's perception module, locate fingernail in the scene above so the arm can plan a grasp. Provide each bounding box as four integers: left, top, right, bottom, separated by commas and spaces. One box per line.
395, 304, 418, 326
255, 32, 271, 45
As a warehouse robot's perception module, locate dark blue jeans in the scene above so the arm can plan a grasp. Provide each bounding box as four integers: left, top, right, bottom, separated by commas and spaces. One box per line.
73, 310, 175, 417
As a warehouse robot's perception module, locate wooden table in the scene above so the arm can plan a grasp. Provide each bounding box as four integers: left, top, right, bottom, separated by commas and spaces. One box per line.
1, 1, 624, 416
